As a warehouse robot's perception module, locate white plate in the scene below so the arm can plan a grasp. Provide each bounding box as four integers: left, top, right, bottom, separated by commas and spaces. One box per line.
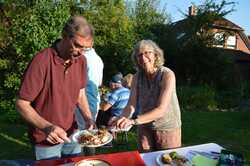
108, 125, 132, 132
156, 153, 192, 166
75, 159, 110, 166
72, 130, 113, 148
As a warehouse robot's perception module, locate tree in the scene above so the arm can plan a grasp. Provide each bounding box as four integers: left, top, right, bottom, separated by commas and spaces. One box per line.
0, 0, 73, 121
128, 0, 169, 41
161, 0, 237, 88
0, 0, 169, 121
72, 0, 136, 81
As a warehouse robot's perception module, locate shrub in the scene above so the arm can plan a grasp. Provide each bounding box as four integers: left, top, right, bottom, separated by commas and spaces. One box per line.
216, 89, 241, 109
0, 0, 73, 122
177, 85, 218, 111
177, 85, 245, 111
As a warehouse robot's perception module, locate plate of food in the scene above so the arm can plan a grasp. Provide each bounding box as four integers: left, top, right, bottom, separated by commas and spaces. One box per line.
75, 159, 111, 166
72, 129, 113, 147
156, 151, 192, 166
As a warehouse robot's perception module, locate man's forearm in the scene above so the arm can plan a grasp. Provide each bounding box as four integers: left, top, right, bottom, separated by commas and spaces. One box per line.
78, 96, 95, 130
16, 99, 52, 131
78, 97, 92, 121
77, 88, 94, 121
78, 104, 92, 121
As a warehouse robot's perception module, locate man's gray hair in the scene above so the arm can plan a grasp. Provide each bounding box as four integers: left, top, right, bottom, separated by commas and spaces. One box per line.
62, 15, 93, 38
131, 40, 165, 70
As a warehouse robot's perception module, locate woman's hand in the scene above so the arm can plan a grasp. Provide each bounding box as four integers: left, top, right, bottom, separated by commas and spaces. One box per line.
107, 116, 119, 127
115, 116, 134, 129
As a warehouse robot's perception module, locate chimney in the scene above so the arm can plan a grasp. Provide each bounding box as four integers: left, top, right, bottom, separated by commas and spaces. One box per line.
189, 4, 197, 16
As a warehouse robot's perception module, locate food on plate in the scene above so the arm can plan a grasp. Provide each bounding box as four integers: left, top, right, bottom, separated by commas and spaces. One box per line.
75, 159, 110, 166
161, 151, 189, 166
169, 151, 178, 158
78, 129, 110, 145
162, 153, 172, 164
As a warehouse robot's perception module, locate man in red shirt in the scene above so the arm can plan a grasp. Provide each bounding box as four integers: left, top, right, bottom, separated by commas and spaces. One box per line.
16, 16, 95, 160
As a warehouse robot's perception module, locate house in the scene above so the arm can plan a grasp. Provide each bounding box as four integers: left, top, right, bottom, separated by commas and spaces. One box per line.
172, 5, 250, 81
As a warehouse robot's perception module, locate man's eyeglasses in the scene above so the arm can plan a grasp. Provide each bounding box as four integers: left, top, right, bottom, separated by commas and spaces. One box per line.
70, 38, 92, 52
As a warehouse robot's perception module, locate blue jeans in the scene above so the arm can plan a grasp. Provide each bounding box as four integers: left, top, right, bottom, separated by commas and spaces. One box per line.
75, 107, 99, 130
35, 142, 81, 160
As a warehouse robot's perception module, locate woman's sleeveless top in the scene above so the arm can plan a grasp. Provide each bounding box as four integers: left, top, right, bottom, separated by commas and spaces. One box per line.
136, 66, 181, 130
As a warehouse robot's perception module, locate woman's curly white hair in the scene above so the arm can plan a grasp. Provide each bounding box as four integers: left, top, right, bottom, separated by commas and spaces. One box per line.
131, 40, 165, 71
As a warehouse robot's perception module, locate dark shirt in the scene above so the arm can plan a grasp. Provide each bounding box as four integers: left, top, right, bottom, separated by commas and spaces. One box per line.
18, 44, 87, 145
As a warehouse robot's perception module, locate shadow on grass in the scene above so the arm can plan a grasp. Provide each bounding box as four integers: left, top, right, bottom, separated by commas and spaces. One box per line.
1, 111, 250, 161
0, 124, 33, 160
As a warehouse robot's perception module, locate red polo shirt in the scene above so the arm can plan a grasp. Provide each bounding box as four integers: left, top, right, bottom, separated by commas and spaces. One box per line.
18, 45, 87, 145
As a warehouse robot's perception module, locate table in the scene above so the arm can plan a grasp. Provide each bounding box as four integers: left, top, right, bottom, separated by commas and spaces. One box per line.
0, 143, 223, 166
141, 142, 223, 166
36, 151, 145, 166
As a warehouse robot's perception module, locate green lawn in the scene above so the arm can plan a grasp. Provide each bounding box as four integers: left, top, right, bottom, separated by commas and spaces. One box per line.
0, 111, 250, 160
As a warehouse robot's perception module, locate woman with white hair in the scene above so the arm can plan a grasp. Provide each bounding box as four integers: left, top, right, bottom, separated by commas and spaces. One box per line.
111, 39, 182, 152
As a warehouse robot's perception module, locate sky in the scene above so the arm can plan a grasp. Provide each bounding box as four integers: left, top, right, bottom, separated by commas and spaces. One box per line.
160, 0, 250, 35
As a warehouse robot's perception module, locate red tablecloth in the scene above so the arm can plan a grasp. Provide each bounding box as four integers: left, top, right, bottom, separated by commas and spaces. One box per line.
36, 151, 146, 166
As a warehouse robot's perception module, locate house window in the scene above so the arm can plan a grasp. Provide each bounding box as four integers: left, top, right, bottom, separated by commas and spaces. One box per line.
214, 33, 224, 48
226, 35, 236, 49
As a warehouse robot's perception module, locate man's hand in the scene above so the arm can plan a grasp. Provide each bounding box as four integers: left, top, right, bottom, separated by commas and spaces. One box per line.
85, 119, 96, 130
43, 125, 71, 144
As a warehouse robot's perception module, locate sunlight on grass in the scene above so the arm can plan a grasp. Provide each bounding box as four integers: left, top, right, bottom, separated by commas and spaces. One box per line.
0, 111, 249, 160
0, 133, 31, 148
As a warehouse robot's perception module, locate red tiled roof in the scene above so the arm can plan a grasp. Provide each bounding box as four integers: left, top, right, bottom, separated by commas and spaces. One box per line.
239, 31, 250, 51
212, 18, 244, 31
173, 17, 250, 51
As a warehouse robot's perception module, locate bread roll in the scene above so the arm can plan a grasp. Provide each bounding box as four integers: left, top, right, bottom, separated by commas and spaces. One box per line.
162, 154, 172, 164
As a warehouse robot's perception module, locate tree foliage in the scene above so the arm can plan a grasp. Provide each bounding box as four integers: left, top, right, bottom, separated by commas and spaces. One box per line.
160, 0, 237, 88
128, 0, 169, 41
0, 0, 73, 121
0, 0, 166, 121
78, 0, 136, 80
0, 0, 241, 122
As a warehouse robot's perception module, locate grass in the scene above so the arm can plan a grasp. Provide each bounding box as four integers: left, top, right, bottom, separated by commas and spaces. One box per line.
182, 111, 250, 159
0, 111, 250, 160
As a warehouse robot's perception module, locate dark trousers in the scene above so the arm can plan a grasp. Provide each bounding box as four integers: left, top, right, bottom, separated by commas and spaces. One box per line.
96, 109, 112, 128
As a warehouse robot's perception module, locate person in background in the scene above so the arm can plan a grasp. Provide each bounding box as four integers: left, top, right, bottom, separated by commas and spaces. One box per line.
111, 40, 182, 152
122, 73, 133, 89
75, 24, 104, 130
98, 73, 130, 127
74, 24, 103, 156
16, 16, 95, 160
122, 73, 138, 119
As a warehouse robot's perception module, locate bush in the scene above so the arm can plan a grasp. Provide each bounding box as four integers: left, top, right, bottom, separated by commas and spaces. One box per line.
241, 81, 250, 98
216, 89, 241, 109
177, 85, 245, 111
0, 0, 167, 122
0, 0, 73, 122
177, 85, 218, 111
